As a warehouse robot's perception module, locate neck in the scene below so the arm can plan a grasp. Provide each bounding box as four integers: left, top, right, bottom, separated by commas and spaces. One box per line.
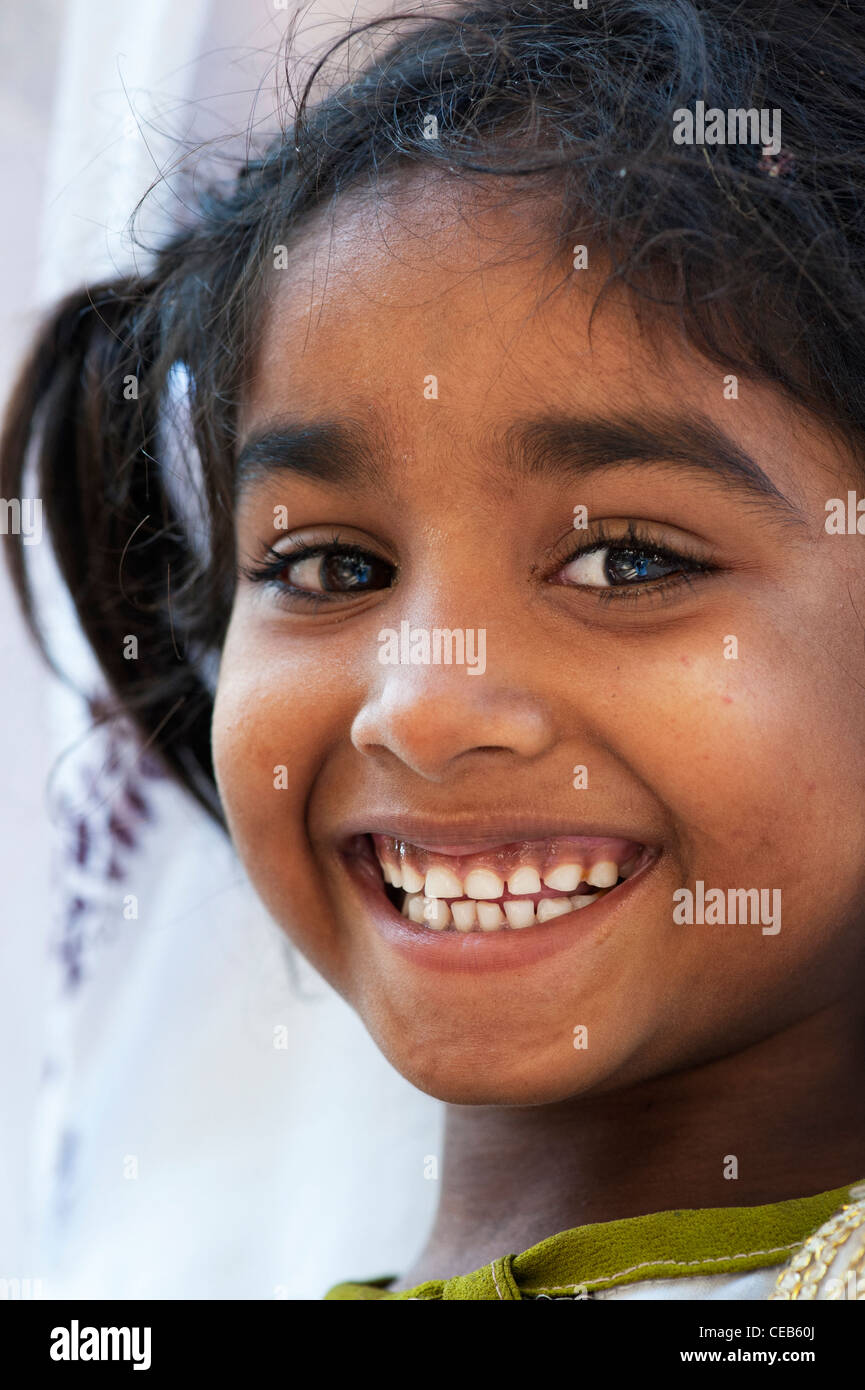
392, 1004, 865, 1290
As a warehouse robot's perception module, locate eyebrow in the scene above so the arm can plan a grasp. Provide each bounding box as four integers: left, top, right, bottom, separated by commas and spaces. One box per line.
500, 409, 802, 519
235, 408, 802, 519
235, 418, 391, 496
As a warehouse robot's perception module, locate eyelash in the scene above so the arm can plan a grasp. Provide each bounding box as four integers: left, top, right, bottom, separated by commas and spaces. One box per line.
240, 523, 716, 609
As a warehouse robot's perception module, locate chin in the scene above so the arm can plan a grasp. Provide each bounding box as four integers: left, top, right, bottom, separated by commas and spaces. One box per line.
370, 1023, 626, 1107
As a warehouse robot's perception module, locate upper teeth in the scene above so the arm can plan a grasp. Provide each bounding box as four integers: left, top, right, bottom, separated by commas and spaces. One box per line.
542, 863, 580, 891
401, 863, 425, 893
463, 868, 506, 899
508, 866, 542, 894
371, 833, 645, 933
425, 866, 465, 898
382, 858, 627, 897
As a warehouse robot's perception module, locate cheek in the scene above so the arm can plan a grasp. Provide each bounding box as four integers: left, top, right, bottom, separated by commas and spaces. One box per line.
601, 610, 865, 987
212, 604, 350, 813
602, 602, 865, 850
210, 614, 347, 962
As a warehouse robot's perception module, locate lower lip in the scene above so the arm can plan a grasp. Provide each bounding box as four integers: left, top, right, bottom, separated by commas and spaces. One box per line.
342, 846, 657, 975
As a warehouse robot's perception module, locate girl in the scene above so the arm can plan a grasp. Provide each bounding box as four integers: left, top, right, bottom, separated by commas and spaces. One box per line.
4, 0, 865, 1300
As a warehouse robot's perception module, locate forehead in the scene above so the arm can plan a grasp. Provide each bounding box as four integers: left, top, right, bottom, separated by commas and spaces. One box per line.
244, 172, 678, 419
239, 171, 837, 501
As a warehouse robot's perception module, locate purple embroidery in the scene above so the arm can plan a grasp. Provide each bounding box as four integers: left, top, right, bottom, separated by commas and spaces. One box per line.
52, 696, 167, 993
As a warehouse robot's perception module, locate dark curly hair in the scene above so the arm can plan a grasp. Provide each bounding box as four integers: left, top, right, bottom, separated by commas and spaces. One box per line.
3, 0, 865, 825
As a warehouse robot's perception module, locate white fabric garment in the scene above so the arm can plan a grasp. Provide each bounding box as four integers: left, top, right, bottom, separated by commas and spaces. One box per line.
593, 1267, 780, 1299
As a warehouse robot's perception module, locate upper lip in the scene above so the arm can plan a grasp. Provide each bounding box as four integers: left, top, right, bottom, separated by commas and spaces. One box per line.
335, 813, 657, 855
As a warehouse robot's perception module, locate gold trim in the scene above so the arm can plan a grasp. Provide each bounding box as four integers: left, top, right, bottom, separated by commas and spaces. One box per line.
771, 1201, 865, 1300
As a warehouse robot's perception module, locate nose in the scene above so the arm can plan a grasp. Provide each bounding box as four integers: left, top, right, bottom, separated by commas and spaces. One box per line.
350, 661, 557, 782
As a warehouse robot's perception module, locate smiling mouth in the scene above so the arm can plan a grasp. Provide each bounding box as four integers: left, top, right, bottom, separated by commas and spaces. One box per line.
352, 832, 653, 934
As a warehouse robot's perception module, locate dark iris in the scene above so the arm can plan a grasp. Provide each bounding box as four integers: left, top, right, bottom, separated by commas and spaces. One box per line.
606, 547, 678, 585
319, 551, 389, 592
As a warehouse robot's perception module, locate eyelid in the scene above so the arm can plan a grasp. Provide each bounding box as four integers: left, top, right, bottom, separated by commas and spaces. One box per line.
243, 526, 391, 570
554, 519, 716, 569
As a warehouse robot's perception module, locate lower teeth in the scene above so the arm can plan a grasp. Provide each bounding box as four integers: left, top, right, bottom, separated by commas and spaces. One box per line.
397, 886, 615, 932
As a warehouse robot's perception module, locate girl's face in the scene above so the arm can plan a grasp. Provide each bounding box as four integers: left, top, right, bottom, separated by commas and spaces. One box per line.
212, 177, 865, 1104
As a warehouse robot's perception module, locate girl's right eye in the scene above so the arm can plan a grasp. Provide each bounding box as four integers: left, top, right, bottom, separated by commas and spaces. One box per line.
242, 539, 395, 607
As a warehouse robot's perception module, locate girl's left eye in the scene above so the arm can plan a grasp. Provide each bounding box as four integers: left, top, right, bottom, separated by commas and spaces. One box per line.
559, 542, 692, 589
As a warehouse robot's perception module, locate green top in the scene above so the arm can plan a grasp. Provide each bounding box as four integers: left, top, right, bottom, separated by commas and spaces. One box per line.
324, 1177, 864, 1299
